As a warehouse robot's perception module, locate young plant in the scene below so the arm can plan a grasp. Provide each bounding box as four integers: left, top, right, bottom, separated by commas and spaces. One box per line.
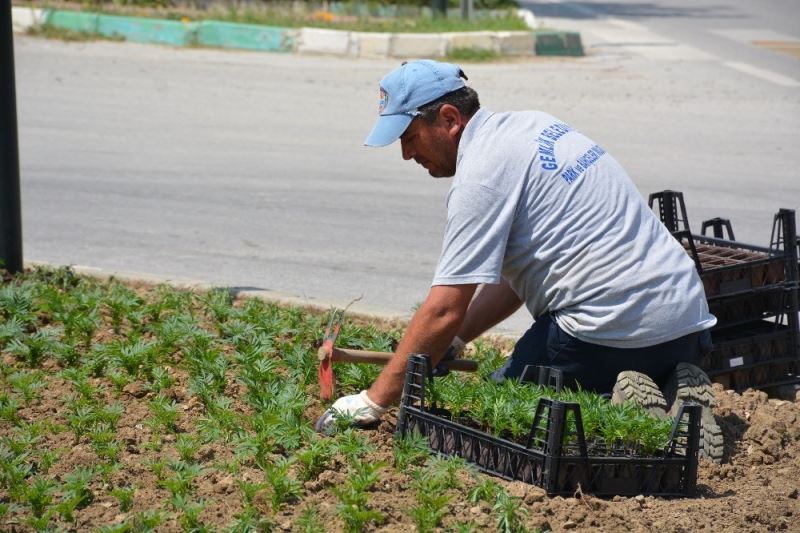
295, 505, 326, 533
393, 428, 430, 470
175, 435, 201, 463
7, 329, 58, 367
147, 394, 180, 433
332, 459, 385, 532
261, 457, 303, 513
492, 490, 529, 533
295, 436, 334, 481
111, 485, 135, 512
23, 475, 56, 518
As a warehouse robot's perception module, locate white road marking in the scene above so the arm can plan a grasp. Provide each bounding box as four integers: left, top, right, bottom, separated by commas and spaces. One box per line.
723, 61, 800, 87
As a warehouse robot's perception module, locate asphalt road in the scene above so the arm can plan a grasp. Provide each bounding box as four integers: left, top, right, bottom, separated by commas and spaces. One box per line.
13, 8, 800, 335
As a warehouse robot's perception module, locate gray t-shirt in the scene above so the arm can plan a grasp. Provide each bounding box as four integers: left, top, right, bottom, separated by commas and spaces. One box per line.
432, 108, 716, 348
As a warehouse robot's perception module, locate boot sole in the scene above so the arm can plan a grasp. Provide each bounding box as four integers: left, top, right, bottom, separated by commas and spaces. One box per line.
664, 362, 724, 464
611, 371, 668, 418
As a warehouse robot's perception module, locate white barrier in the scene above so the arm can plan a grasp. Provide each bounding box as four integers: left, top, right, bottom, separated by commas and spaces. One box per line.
11, 6, 47, 33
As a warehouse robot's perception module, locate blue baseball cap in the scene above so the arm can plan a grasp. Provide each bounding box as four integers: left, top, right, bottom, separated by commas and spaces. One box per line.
364, 60, 467, 147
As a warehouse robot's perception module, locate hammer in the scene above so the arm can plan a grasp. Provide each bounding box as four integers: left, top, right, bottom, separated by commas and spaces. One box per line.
317, 308, 478, 400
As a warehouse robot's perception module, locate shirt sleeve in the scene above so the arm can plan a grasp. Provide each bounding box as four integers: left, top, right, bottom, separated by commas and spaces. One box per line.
431, 183, 513, 286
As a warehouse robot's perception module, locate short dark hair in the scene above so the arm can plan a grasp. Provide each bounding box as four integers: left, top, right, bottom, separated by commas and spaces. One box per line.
417, 86, 480, 122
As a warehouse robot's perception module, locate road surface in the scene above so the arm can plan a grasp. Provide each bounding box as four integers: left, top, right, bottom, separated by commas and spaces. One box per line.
13, 6, 800, 335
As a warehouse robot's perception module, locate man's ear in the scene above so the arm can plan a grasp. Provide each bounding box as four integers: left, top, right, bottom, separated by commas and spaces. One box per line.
438, 104, 464, 139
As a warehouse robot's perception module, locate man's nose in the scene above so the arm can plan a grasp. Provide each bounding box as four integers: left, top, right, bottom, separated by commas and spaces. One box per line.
401, 140, 413, 161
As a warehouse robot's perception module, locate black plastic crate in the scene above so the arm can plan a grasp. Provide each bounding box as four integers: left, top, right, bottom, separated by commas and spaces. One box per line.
648, 191, 799, 299
396, 355, 701, 498
707, 287, 794, 329
704, 321, 800, 391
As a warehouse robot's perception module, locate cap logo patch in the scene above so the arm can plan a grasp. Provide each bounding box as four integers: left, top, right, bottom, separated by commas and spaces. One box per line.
378, 87, 388, 114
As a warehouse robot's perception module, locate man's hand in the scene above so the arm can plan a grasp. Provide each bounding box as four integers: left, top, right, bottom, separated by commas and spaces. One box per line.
432, 336, 467, 377
314, 390, 387, 434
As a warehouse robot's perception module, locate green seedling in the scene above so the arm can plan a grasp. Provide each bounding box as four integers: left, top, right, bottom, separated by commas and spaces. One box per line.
492, 490, 529, 533
107, 370, 133, 396
62, 466, 94, 508
7, 329, 58, 367
0, 392, 21, 423
236, 479, 268, 509
172, 494, 210, 532
131, 510, 163, 532
332, 428, 376, 464
0, 284, 36, 325
226, 507, 273, 533
161, 460, 203, 498
175, 435, 201, 463
111, 485, 135, 512
468, 478, 502, 504
146, 366, 174, 393
7, 370, 46, 407
410, 489, 452, 533
202, 288, 235, 326
295, 505, 326, 533
104, 283, 143, 334
66, 402, 96, 443
147, 394, 180, 433
332, 458, 385, 532
0, 316, 25, 349
295, 436, 334, 481
23, 475, 56, 518
393, 428, 430, 470
261, 457, 303, 513
90, 423, 122, 463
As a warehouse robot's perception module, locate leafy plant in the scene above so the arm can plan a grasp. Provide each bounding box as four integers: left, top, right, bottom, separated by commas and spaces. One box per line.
492, 490, 529, 533
393, 428, 430, 470
111, 485, 135, 512
147, 394, 180, 433
261, 457, 303, 513
333, 458, 385, 532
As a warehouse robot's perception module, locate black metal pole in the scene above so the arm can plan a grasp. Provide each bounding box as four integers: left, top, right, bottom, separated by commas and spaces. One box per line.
0, 1, 23, 274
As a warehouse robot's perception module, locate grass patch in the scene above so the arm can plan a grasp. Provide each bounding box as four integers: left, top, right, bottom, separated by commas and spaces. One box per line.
30, 1, 530, 33
445, 46, 503, 62
26, 23, 125, 42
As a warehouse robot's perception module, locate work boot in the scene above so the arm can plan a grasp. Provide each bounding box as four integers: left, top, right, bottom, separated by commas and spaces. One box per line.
663, 362, 724, 464
611, 370, 669, 418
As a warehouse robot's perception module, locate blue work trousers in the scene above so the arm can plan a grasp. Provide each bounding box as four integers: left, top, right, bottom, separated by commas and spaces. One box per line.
491, 313, 710, 394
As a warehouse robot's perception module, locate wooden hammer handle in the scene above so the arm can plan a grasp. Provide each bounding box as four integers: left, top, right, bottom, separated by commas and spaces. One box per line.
318, 346, 479, 372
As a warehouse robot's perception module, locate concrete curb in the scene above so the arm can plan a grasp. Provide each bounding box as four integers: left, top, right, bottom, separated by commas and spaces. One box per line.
14, 8, 583, 58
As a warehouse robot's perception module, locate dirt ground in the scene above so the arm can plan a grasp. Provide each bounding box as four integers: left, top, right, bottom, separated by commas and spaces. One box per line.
15, 364, 799, 532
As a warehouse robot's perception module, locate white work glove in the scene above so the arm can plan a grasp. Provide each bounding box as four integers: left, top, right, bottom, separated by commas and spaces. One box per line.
315, 390, 387, 434
432, 336, 467, 377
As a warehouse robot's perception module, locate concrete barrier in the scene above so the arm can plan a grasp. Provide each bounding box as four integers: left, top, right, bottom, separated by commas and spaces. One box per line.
26, 9, 583, 58
497, 31, 536, 56
296, 27, 352, 55
351, 32, 393, 59
390, 33, 446, 58
96, 15, 196, 46
44, 10, 99, 33
445, 31, 496, 54
197, 21, 294, 52
11, 6, 47, 33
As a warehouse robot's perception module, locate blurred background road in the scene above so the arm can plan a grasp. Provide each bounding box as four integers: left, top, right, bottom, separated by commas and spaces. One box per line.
14, 0, 799, 334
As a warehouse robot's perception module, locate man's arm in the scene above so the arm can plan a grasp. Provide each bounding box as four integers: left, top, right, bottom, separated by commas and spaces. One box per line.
367, 283, 477, 406
456, 278, 524, 343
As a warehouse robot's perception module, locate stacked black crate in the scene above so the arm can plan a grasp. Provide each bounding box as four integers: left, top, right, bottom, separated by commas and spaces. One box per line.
649, 191, 800, 392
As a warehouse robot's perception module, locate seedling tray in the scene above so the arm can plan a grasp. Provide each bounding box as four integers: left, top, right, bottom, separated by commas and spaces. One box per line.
703, 320, 800, 391
396, 355, 701, 498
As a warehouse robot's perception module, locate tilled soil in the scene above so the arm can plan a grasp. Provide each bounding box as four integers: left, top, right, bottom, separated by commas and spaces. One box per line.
9, 366, 799, 532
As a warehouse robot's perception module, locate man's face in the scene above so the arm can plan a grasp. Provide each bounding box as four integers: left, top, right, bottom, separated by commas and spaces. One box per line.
399, 112, 459, 178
